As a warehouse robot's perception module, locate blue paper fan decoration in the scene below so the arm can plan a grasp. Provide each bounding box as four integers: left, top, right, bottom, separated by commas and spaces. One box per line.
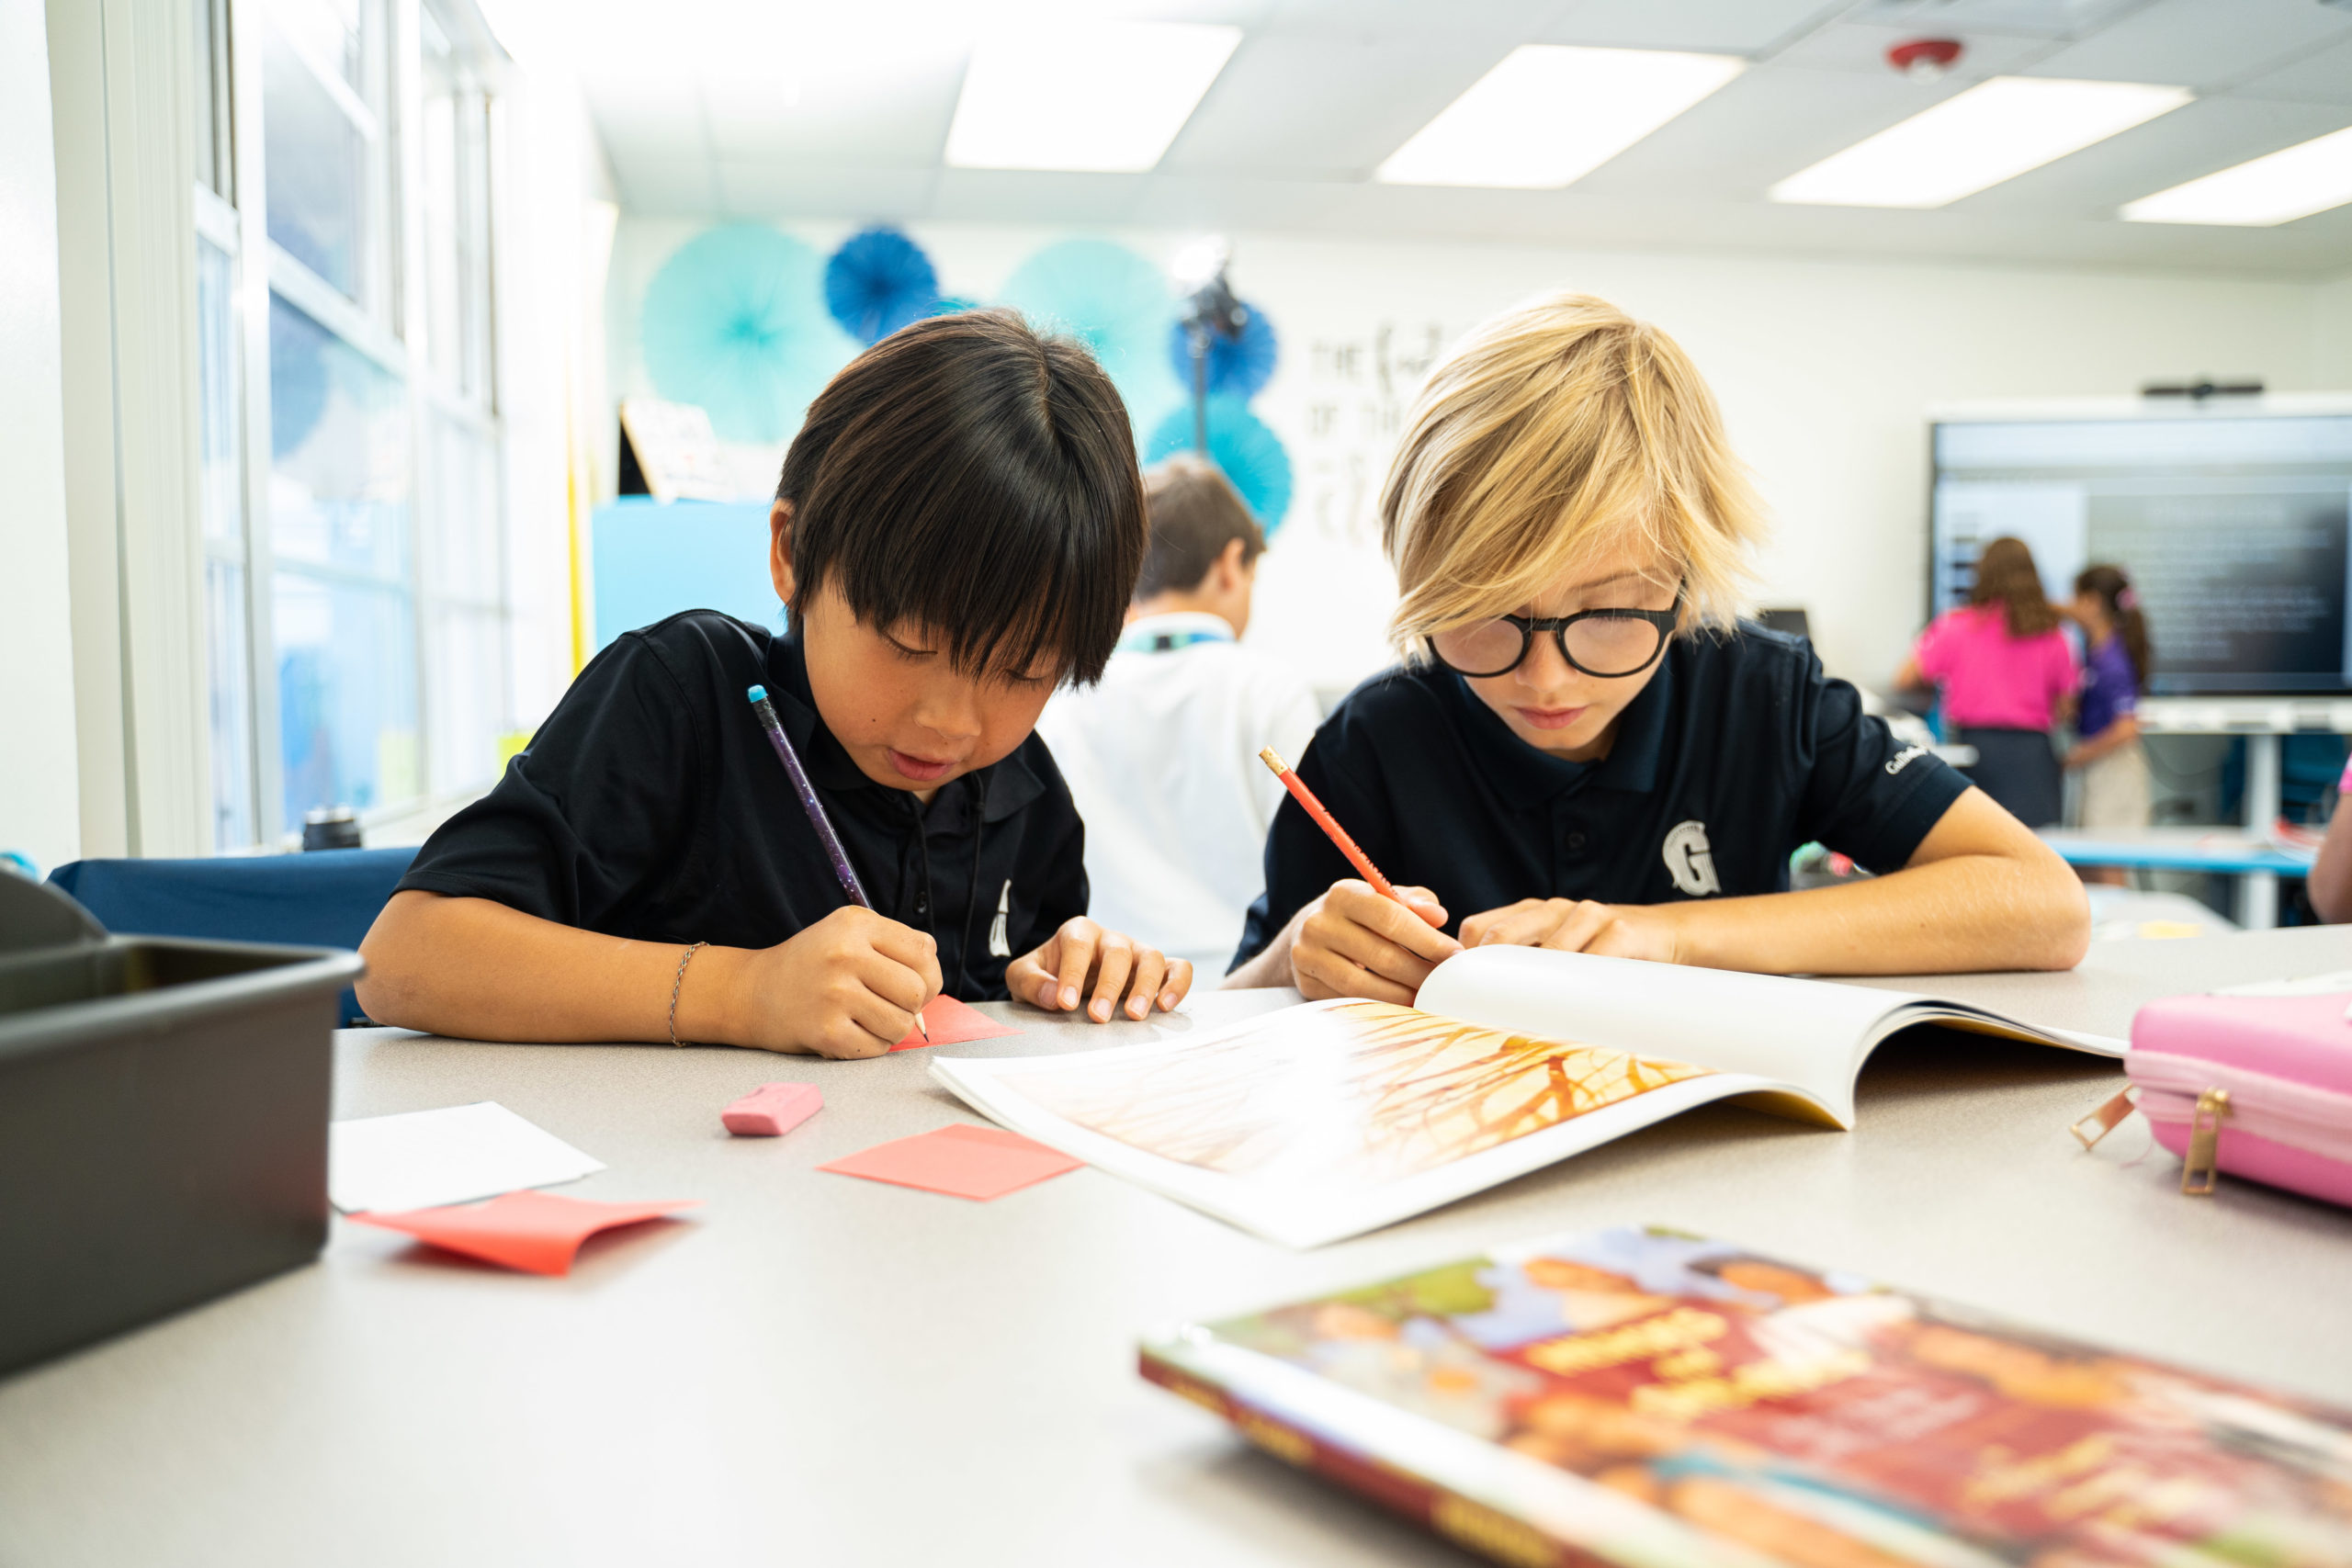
1146, 396, 1294, 535
640, 225, 854, 445
823, 226, 940, 346
928, 295, 981, 317
1166, 300, 1278, 401
997, 240, 1182, 440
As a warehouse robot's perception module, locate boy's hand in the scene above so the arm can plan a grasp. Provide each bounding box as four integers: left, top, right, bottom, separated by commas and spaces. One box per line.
740, 907, 943, 1058
1290, 880, 1461, 1004
1010, 918, 1192, 1021
1460, 899, 1680, 964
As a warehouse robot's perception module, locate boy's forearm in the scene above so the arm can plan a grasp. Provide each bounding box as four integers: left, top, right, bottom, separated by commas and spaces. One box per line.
356, 891, 743, 1043
1651, 849, 2089, 976
1221, 936, 1293, 989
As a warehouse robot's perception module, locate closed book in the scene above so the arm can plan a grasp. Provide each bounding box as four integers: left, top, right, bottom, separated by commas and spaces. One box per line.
1142, 1224, 2352, 1568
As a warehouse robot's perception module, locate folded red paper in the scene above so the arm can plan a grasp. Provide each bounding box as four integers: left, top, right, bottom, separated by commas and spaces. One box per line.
818, 1122, 1081, 1200
893, 995, 1022, 1052
348, 1190, 700, 1275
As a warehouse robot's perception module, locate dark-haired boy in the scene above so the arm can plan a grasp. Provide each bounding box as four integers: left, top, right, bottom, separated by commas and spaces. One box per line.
1037, 456, 1319, 970
358, 311, 1194, 1058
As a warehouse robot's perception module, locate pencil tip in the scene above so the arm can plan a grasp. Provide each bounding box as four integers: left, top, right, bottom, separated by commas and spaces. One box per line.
1258, 747, 1287, 773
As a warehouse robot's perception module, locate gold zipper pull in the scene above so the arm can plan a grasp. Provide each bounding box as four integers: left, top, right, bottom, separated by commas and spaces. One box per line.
2070, 1089, 2135, 1150
2181, 1088, 2231, 1196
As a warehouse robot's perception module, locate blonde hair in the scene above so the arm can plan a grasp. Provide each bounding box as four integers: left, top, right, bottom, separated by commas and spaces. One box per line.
1380, 291, 1766, 659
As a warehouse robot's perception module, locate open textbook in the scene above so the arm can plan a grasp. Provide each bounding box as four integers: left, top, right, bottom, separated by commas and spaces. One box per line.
932, 947, 2124, 1247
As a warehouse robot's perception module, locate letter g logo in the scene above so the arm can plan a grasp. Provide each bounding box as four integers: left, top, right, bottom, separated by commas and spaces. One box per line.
1662, 820, 1722, 897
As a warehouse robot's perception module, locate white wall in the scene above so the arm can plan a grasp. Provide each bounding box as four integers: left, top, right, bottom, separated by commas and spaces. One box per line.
0, 0, 80, 874
609, 219, 2345, 699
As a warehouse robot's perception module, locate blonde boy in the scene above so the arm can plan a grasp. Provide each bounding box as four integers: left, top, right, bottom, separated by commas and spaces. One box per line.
1226, 293, 2087, 999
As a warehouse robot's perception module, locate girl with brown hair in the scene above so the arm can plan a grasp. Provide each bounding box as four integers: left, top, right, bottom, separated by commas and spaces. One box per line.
1897, 537, 2079, 829
2064, 564, 2152, 846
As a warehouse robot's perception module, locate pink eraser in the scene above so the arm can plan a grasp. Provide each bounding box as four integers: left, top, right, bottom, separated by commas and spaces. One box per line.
722, 1081, 823, 1137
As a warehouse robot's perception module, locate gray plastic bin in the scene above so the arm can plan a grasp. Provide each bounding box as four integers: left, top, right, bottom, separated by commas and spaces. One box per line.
0, 873, 364, 1377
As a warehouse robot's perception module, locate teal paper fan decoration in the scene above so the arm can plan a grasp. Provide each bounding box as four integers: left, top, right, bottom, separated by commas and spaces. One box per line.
997, 240, 1181, 440
1146, 396, 1294, 534
640, 225, 854, 445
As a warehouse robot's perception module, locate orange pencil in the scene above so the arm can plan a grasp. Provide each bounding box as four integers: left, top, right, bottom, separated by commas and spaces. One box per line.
1258, 748, 1402, 904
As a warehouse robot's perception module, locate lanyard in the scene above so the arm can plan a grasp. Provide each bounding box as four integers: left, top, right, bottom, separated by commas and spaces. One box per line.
1120, 628, 1230, 654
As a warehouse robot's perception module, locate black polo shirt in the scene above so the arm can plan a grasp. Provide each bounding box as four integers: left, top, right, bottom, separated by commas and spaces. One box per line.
1233, 626, 1969, 969
397, 611, 1087, 1000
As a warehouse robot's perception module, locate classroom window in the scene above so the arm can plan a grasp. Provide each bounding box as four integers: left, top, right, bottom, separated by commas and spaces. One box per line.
197, 0, 512, 847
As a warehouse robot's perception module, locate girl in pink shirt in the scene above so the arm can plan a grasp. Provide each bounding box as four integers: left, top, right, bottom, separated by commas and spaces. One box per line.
1896, 536, 2078, 829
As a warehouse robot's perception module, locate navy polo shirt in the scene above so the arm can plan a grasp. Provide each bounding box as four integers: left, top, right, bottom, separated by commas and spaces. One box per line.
1233, 626, 1970, 969
398, 611, 1089, 1001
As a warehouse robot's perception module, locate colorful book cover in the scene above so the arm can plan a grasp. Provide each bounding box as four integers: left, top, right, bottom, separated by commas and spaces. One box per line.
1141, 1225, 2352, 1568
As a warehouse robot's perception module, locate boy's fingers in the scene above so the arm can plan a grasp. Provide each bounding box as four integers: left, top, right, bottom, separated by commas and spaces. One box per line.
1537, 901, 1617, 953
1357, 893, 1463, 964
1087, 936, 1135, 1022
1053, 921, 1100, 1011
1294, 942, 1418, 1005
1125, 949, 1167, 1019
856, 951, 932, 1016
1315, 911, 1442, 990
1157, 956, 1193, 1011
1469, 899, 1561, 948
1396, 886, 1452, 930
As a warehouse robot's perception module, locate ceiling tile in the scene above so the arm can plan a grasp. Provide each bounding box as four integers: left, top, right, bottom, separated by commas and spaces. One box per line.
1841, 0, 2154, 39
698, 44, 966, 164
2026, 0, 2352, 88
1961, 96, 2352, 215
928, 169, 1152, 226
1160, 32, 1515, 178
605, 152, 720, 216
1258, 0, 1565, 42
2235, 35, 2352, 106
1539, 0, 1843, 53
1769, 22, 2060, 76
1573, 63, 1960, 199
711, 164, 940, 219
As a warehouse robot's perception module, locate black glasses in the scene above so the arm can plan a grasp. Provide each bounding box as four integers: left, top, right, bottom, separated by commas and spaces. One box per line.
1428, 603, 1679, 680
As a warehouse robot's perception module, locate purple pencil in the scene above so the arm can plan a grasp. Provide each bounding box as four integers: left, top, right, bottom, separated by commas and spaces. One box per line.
746, 684, 928, 1042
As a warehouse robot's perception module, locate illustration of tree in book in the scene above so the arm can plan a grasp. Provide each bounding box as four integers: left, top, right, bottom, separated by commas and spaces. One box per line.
1006, 1000, 1711, 1183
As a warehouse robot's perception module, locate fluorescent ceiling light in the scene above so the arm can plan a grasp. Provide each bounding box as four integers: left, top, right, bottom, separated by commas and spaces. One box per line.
1770, 76, 2192, 209
2120, 126, 2352, 226
945, 21, 1239, 173
1376, 45, 1746, 189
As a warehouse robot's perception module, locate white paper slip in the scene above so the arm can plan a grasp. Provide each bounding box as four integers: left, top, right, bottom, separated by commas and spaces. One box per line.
328, 1102, 605, 1213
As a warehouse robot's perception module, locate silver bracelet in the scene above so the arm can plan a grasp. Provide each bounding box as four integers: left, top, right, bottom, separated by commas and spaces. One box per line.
668, 942, 707, 1046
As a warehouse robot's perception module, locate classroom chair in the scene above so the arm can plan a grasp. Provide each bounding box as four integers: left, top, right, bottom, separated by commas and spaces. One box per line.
47, 848, 417, 1026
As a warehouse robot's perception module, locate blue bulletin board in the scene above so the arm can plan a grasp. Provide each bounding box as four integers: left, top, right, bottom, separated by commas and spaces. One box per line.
590, 499, 784, 652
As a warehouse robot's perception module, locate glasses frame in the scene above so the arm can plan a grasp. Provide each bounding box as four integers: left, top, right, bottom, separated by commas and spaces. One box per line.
1427, 600, 1682, 681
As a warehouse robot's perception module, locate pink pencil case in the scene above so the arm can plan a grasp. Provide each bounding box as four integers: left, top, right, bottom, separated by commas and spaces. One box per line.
2076, 986, 2352, 1205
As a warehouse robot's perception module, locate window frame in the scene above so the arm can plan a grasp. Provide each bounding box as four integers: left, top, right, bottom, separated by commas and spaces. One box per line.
201, 0, 513, 848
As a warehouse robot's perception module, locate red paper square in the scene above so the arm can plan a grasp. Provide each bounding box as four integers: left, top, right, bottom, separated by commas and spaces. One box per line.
347, 1190, 699, 1275
893, 995, 1022, 1052
817, 1122, 1081, 1200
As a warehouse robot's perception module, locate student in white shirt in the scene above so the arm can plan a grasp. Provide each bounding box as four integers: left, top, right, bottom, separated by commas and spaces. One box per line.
1037, 456, 1321, 971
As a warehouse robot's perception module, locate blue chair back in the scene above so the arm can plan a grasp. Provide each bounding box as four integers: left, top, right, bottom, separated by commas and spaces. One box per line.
48, 848, 417, 1026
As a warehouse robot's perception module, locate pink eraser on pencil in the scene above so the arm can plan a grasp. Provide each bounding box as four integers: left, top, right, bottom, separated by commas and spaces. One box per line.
722, 1081, 822, 1137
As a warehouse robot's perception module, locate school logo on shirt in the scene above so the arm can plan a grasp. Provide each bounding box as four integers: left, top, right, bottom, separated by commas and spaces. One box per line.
1886, 744, 1928, 775
988, 880, 1012, 958
1662, 819, 1722, 897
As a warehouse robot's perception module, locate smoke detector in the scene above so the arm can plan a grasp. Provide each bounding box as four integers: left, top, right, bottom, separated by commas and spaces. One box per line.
1887, 38, 1965, 79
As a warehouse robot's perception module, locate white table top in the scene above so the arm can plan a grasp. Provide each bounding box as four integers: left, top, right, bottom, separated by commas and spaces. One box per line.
6, 930, 2352, 1567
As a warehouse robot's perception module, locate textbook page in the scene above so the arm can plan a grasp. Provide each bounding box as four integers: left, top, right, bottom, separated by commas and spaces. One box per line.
933, 998, 1806, 1247
1419, 947, 2124, 1123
